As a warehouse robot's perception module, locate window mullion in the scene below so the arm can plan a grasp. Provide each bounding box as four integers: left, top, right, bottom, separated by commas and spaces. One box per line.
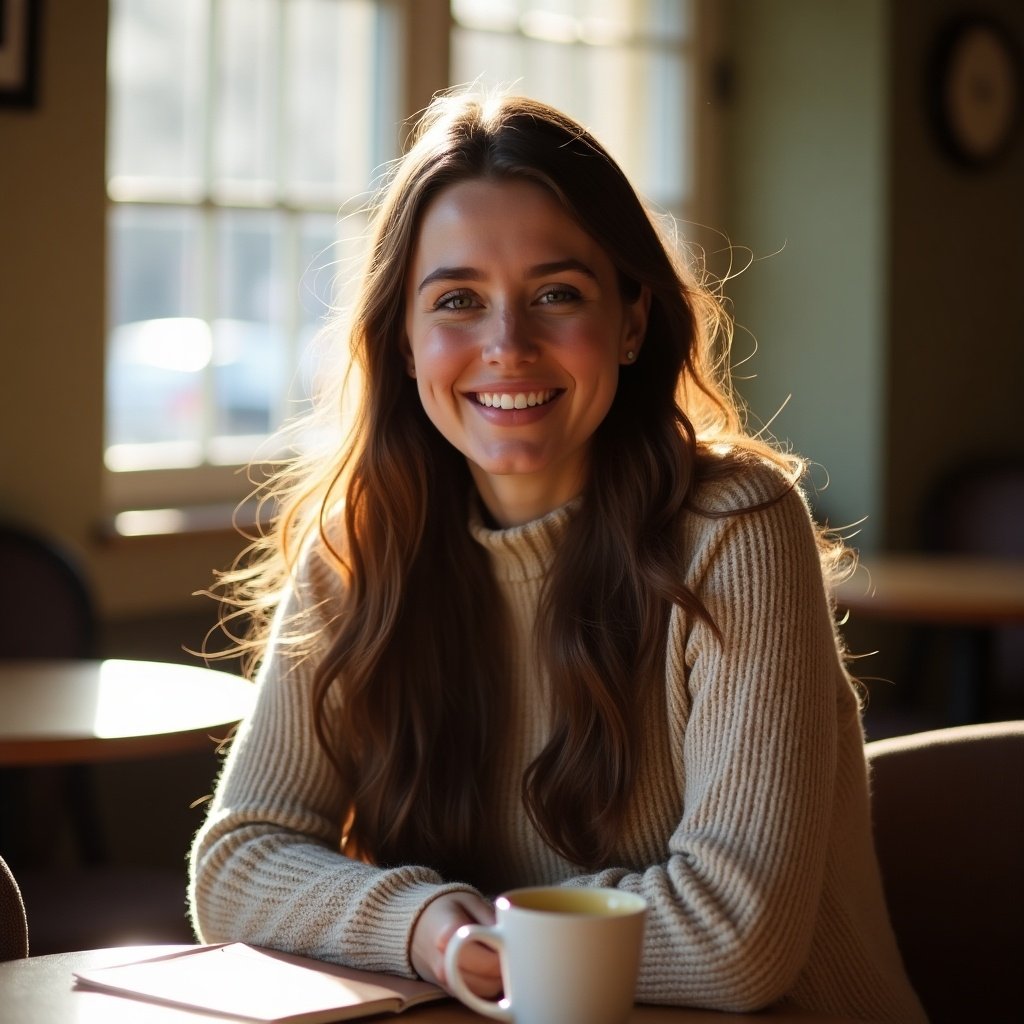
273, 0, 288, 202
199, 0, 222, 465
274, 0, 295, 442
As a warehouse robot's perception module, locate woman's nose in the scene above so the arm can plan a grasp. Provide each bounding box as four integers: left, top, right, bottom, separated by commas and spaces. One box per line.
483, 309, 538, 365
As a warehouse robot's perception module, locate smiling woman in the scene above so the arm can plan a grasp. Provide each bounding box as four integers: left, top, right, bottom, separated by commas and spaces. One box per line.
189, 90, 926, 1024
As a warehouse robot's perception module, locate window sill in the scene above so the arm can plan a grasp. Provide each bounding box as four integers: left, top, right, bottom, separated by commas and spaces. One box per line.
99, 499, 265, 541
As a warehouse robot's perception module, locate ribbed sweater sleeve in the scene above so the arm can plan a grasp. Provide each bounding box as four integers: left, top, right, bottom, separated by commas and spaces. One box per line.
187, 556, 480, 974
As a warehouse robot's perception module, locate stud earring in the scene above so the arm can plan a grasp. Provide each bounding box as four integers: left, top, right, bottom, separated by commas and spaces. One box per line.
625, 350, 636, 362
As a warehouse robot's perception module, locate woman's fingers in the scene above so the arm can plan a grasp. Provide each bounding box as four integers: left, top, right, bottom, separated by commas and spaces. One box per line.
453, 965, 503, 999
410, 891, 498, 992
446, 934, 502, 993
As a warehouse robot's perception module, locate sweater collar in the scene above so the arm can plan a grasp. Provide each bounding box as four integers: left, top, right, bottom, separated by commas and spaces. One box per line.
468, 497, 579, 582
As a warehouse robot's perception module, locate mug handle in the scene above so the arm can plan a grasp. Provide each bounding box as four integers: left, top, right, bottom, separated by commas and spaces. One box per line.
443, 923, 511, 1021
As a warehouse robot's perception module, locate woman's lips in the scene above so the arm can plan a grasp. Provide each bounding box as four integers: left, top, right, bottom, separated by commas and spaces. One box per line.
468, 388, 564, 423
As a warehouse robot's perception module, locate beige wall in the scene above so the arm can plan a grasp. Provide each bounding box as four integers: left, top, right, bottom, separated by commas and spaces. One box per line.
723, 0, 888, 551
2, 4, 106, 541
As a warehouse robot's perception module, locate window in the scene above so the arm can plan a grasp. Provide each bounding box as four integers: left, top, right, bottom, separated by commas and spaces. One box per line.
105, 0, 402, 506
105, 0, 714, 511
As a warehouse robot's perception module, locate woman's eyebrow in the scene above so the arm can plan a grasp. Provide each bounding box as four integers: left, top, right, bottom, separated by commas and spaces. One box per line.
527, 259, 597, 280
416, 258, 597, 294
417, 266, 482, 293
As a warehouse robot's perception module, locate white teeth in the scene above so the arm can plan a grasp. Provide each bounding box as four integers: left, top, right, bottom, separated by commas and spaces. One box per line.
477, 389, 556, 409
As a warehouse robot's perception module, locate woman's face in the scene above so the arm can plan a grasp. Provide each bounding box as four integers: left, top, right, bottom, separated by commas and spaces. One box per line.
403, 177, 649, 527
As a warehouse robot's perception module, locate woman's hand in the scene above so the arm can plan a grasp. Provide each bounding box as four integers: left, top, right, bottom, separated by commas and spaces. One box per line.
411, 892, 501, 998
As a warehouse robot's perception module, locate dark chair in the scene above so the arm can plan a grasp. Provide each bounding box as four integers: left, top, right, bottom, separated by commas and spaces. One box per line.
0, 521, 97, 660
0, 520, 105, 865
0, 854, 29, 960
0, 521, 194, 952
922, 456, 1024, 560
866, 722, 1024, 1023
914, 457, 1024, 722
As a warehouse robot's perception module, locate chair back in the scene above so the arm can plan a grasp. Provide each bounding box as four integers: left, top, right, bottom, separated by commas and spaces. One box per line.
923, 456, 1024, 559
919, 457, 1024, 719
0, 854, 29, 960
0, 521, 96, 658
0, 521, 103, 865
866, 722, 1024, 1023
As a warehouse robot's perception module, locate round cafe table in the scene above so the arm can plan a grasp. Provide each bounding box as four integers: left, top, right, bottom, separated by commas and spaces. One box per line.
833, 554, 1024, 626
0, 945, 869, 1024
0, 659, 256, 766
833, 554, 1024, 723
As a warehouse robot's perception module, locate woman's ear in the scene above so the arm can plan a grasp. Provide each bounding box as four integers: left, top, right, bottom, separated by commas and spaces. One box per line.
400, 336, 417, 378
620, 285, 651, 365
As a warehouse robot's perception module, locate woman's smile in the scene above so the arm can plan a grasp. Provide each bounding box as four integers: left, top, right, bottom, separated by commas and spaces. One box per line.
473, 388, 560, 410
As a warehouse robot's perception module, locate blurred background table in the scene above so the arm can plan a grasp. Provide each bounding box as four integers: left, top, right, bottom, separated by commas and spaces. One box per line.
834, 554, 1024, 626
0, 659, 255, 766
835, 555, 1024, 725
0, 659, 254, 955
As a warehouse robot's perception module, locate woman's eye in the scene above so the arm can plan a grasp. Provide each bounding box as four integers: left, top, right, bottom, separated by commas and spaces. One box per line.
537, 287, 579, 305
435, 291, 476, 311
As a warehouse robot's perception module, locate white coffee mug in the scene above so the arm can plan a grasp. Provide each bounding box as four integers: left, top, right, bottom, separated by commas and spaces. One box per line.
443, 886, 647, 1024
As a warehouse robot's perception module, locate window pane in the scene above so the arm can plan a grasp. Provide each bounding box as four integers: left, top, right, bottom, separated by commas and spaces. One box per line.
453, 1, 692, 40
451, 0, 517, 31
452, 29, 678, 203
107, 0, 207, 193
292, 214, 341, 412
106, 205, 207, 459
215, 0, 278, 196
106, 318, 209, 457
213, 210, 286, 440
292, 212, 371, 405
451, 0, 692, 212
451, 27, 525, 91
298, 214, 341, 332
285, 0, 379, 199
642, 47, 691, 208
643, 0, 692, 39
579, 44, 688, 208
108, 205, 203, 326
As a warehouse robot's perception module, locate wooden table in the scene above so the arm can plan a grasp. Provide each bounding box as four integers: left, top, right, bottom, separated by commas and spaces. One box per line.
0, 659, 255, 766
833, 554, 1024, 723
0, 946, 867, 1024
833, 554, 1024, 626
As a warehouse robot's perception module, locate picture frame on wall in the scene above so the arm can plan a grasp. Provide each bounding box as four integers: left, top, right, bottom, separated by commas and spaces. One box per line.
0, 0, 42, 109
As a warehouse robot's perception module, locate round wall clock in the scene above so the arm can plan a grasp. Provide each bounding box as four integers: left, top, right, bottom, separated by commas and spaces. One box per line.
929, 16, 1022, 167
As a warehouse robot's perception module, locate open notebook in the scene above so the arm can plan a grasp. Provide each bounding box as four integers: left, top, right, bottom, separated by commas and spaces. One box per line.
73, 943, 448, 1023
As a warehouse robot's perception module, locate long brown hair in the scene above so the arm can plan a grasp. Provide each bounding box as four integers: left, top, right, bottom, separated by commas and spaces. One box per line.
213, 90, 843, 886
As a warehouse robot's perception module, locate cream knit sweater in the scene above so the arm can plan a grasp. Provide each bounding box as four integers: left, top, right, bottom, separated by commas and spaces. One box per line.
189, 462, 926, 1022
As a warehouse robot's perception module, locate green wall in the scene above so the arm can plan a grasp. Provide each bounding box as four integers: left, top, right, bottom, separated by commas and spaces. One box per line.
723, 0, 888, 552
722, 0, 1024, 554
